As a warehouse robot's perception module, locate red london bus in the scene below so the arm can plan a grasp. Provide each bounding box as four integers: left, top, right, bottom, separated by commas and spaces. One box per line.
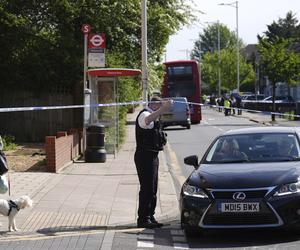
161, 60, 202, 124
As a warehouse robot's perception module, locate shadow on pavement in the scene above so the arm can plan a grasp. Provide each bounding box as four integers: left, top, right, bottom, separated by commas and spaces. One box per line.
36, 220, 175, 236
163, 127, 187, 131
36, 224, 140, 235
200, 123, 259, 127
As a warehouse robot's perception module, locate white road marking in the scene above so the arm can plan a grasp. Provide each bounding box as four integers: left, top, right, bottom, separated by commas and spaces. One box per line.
137, 240, 154, 248
171, 228, 189, 249
173, 242, 190, 249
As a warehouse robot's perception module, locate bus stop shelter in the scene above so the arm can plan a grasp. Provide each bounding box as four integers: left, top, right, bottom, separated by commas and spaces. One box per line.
84, 68, 141, 162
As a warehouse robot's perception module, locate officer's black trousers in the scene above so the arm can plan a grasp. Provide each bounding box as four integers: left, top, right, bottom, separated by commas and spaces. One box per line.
134, 150, 159, 222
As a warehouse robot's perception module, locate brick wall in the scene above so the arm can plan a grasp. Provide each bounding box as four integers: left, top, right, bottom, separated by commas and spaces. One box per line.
45, 129, 82, 173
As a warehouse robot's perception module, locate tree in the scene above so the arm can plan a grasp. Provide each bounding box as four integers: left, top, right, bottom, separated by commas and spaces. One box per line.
258, 11, 300, 43
0, 0, 192, 92
258, 37, 300, 121
191, 23, 239, 61
201, 48, 255, 93
0, 0, 194, 143
257, 12, 300, 121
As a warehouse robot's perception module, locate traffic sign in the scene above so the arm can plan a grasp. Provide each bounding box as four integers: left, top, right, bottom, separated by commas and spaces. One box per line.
88, 33, 106, 49
81, 24, 91, 34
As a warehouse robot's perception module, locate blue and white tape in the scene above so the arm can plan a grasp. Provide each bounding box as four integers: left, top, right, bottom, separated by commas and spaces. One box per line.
0, 101, 147, 113
0, 100, 299, 119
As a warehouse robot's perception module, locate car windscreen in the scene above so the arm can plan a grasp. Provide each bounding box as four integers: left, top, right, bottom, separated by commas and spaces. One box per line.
204, 133, 300, 163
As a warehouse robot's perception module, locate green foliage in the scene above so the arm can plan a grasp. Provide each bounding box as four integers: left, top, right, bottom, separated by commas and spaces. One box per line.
258, 11, 300, 43
0, 0, 193, 146
0, 0, 192, 91
2, 135, 17, 151
191, 23, 240, 61
258, 37, 300, 86
191, 22, 254, 94
257, 11, 300, 117
148, 62, 164, 96
258, 11, 300, 86
201, 49, 255, 92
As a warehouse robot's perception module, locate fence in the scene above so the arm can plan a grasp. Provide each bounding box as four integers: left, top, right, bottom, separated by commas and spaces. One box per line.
0, 86, 82, 142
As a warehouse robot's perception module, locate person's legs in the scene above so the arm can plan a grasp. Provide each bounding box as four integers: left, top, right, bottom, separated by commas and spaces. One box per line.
150, 155, 158, 216
149, 155, 163, 227
135, 151, 157, 228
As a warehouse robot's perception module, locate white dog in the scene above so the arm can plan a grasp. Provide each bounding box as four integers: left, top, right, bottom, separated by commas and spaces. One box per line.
0, 195, 32, 231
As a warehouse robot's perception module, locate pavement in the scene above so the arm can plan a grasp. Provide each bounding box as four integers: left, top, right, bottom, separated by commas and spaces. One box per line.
0, 106, 299, 249
0, 107, 179, 249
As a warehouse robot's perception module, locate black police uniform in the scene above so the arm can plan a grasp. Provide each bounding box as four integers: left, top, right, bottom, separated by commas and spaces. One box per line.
134, 108, 166, 226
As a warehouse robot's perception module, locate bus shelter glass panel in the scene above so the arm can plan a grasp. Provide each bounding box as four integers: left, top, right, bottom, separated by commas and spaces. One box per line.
97, 78, 119, 155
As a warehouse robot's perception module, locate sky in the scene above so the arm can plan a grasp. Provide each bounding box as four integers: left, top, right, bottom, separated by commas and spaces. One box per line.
166, 0, 300, 61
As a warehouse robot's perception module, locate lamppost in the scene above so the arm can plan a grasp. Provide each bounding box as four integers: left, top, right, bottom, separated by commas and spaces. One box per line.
178, 49, 191, 60
219, 1, 239, 93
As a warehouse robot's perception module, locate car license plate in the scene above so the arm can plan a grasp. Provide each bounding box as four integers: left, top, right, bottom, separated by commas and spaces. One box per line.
219, 202, 260, 212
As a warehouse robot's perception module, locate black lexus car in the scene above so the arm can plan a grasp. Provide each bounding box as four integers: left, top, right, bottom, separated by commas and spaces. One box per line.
180, 127, 300, 236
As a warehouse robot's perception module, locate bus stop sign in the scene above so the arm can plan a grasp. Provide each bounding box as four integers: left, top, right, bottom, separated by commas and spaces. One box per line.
89, 34, 106, 49
81, 24, 91, 34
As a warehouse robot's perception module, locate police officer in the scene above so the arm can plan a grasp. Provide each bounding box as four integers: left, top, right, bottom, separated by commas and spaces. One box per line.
135, 96, 172, 229
224, 97, 231, 116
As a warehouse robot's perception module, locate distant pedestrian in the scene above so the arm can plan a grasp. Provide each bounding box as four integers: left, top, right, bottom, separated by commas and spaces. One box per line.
217, 96, 224, 112
230, 94, 236, 115
209, 94, 216, 106
134, 96, 172, 229
224, 98, 231, 116
235, 94, 242, 115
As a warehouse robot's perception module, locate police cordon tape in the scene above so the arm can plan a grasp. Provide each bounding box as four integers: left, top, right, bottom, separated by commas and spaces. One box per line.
202, 103, 300, 119
0, 100, 299, 119
172, 100, 300, 119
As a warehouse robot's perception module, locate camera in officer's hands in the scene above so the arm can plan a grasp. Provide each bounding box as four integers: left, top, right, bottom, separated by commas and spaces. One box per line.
158, 131, 167, 150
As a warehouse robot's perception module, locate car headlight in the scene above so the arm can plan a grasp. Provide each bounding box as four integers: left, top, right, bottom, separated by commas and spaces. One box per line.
182, 183, 208, 198
274, 182, 300, 196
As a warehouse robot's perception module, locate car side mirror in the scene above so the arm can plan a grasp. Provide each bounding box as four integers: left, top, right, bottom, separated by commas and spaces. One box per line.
184, 155, 199, 168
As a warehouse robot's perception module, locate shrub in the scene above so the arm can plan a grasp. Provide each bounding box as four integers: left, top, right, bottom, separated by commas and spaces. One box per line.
2, 135, 17, 151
